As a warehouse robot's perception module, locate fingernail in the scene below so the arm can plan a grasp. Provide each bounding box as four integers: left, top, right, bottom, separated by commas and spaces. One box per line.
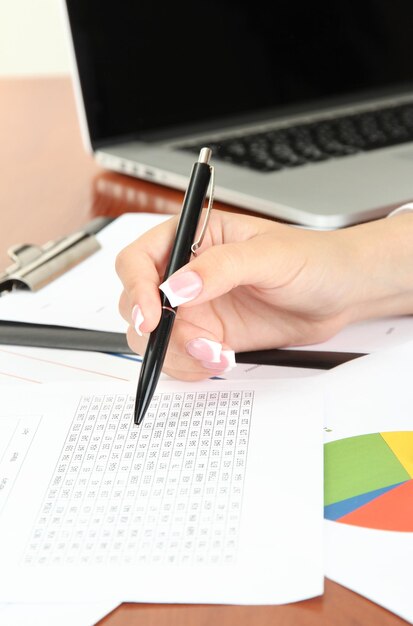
132, 304, 144, 336
186, 338, 222, 363
159, 271, 203, 307
221, 350, 236, 368
201, 350, 236, 372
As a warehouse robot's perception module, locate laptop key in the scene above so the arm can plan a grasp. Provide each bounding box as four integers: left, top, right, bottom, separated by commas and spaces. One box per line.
270, 143, 306, 166
335, 119, 366, 149
293, 141, 329, 162
400, 106, 413, 130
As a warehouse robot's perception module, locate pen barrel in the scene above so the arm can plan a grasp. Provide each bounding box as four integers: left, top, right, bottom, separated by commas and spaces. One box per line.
134, 309, 176, 423
141, 309, 175, 378
134, 157, 212, 425
163, 161, 211, 281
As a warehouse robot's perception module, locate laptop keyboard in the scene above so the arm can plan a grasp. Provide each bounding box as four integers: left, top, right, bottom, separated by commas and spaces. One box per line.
180, 102, 413, 172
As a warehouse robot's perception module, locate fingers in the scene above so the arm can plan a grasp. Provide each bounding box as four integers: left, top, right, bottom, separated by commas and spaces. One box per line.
116, 210, 278, 325
115, 215, 179, 332
116, 210, 295, 379
125, 317, 237, 382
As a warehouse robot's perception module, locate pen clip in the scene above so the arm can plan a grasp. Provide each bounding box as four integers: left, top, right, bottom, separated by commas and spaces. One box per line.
191, 165, 215, 255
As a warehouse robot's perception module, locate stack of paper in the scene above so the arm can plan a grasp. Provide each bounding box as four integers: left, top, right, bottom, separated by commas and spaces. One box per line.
0, 212, 321, 622
1, 212, 413, 624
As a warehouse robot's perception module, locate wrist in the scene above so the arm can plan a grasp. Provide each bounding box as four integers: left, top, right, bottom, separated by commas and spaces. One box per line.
338, 213, 413, 321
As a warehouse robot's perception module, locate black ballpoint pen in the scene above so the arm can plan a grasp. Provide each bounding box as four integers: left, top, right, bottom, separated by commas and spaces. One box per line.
133, 147, 214, 425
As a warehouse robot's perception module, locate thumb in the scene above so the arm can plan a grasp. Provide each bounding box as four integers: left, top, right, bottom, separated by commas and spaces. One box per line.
159, 235, 281, 307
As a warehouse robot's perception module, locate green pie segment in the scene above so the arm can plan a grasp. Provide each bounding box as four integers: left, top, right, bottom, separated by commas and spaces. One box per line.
324, 433, 410, 507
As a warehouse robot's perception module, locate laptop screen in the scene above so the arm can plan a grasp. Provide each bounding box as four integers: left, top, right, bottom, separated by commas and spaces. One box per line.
65, 0, 413, 149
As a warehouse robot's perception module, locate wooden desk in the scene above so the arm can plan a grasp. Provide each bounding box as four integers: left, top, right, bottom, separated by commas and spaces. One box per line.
0, 77, 409, 626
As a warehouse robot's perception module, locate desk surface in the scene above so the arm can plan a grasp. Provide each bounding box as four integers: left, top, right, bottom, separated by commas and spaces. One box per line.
0, 76, 409, 626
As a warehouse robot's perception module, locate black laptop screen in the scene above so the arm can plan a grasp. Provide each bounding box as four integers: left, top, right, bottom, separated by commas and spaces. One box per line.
65, 0, 413, 148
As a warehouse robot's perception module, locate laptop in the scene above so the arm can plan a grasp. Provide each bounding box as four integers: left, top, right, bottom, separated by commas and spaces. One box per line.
62, 0, 413, 229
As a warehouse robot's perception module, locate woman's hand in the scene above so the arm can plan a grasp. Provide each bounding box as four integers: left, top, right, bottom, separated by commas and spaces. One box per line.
116, 209, 413, 380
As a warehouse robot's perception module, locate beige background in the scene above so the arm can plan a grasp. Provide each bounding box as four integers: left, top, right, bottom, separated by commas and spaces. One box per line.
0, 0, 70, 76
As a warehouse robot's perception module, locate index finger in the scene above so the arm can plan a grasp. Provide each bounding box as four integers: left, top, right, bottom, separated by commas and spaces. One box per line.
115, 214, 179, 332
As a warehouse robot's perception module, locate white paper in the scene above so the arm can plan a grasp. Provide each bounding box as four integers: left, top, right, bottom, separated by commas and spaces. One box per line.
0, 345, 144, 385
0, 213, 169, 333
0, 378, 324, 605
291, 315, 413, 354
322, 341, 413, 624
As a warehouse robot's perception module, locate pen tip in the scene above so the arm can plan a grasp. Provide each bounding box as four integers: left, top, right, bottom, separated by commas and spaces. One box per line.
134, 395, 148, 426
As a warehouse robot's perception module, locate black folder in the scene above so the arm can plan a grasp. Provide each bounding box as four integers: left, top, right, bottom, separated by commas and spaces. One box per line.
0, 320, 364, 369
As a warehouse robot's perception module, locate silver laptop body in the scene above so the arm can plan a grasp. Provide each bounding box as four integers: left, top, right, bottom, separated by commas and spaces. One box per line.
62, 0, 413, 229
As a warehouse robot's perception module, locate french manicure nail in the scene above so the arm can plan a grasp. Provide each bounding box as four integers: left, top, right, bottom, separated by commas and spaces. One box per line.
159, 271, 203, 307
201, 350, 236, 372
132, 304, 144, 336
186, 338, 222, 363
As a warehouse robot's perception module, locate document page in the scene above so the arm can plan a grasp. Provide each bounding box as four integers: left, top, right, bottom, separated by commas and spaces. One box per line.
322, 342, 413, 624
0, 378, 323, 605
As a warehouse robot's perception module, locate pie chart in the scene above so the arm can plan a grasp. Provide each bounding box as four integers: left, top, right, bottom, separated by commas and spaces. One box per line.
324, 431, 413, 531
